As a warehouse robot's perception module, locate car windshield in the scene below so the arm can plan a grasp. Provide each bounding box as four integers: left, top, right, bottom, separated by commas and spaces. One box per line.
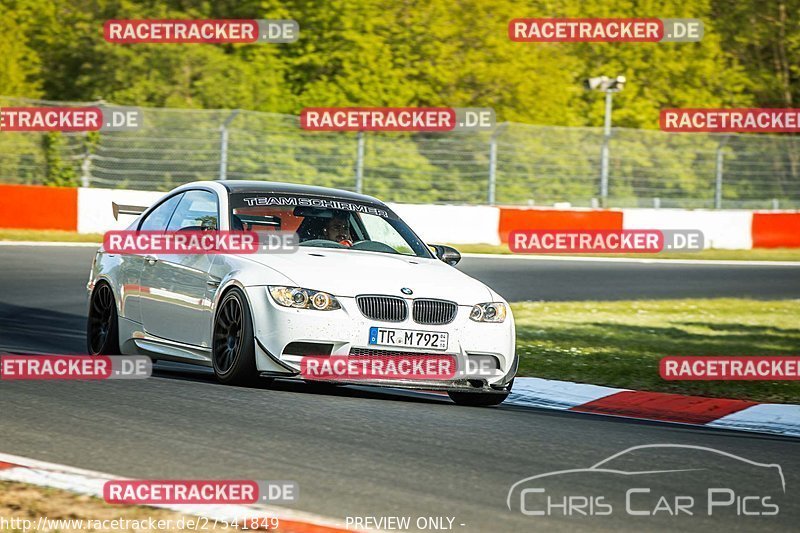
229, 193, 433, 258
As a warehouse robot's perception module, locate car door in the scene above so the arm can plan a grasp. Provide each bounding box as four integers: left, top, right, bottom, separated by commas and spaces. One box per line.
139, 189, 219, 347
119, 192, 184, 324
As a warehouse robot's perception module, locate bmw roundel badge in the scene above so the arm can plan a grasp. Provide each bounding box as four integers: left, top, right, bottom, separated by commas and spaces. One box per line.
401, 287, 413, 295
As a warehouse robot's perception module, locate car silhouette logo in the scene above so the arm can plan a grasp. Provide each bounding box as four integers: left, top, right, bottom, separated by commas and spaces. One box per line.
401, 287, 413, 295
507, 443, 786, 514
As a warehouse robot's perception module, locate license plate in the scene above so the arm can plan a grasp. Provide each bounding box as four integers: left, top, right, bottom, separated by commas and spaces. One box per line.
368, 327, 448, 351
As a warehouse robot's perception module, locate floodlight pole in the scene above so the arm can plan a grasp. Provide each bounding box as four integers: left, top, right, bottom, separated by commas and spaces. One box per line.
355, 131, 365, 194
600, 90, 614, 207
488, 122, 508, 205
599, 90, 613, 208
586, 76, 624, 208
714, 135, 730, 209
219, 109, 240, 180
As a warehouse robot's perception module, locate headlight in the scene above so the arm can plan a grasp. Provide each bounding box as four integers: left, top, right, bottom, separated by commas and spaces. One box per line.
470, 302, 507, 323
268, 286, 341, 311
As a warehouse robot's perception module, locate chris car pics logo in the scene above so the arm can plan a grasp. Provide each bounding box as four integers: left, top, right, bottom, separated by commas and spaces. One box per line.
507, 444, 784, 518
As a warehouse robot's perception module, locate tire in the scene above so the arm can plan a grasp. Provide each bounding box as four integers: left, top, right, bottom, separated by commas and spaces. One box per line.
87, 282, 120, 355
212, 288, 258, 385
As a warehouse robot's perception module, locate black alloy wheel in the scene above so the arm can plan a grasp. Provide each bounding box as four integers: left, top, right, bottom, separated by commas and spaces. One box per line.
87, 283, 119, 355
212, 288, 258, 385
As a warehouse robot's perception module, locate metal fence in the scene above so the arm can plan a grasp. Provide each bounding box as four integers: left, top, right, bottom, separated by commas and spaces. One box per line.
1, 96, 798, 208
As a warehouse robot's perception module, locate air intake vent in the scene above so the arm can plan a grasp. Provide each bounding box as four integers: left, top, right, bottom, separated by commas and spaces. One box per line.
350, 347, 412, 356
282, 342, 334, 356
356, 295, 408, 322
412, 299, 457, 325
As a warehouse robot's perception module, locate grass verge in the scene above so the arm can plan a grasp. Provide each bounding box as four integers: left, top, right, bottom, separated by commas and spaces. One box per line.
0, 228, 102, 243
513, 298, 800, 403
453, 243, 800, 261
0, 481, 190, 532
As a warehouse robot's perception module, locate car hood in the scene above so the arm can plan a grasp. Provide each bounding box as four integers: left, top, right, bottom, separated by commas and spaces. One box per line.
243, 248, 494, 303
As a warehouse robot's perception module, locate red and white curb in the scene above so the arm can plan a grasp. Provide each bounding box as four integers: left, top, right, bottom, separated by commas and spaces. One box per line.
507, 377, 800, 437
0, 452, 367, 533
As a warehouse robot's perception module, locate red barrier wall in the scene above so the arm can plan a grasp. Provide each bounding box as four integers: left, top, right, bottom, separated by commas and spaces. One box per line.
752, 212, 800, 248
0, 184, 78, 230
498, 207, 623, 243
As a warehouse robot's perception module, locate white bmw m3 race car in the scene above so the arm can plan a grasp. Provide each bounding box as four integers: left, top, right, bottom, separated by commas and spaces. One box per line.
86, 181, 517, 406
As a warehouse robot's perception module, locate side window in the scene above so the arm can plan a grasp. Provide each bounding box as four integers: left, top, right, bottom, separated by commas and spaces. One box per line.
139, 193, 183, 232
167, 190, 219, 231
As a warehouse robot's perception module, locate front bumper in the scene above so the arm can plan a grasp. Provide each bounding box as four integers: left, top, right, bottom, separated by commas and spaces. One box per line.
245, 286, 517, 390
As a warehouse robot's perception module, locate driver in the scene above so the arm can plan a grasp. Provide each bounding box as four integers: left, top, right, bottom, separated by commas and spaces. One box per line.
322, 211, 353, 246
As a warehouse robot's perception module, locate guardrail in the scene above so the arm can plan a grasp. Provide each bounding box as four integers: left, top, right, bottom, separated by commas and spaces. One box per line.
1, 96, 798, 209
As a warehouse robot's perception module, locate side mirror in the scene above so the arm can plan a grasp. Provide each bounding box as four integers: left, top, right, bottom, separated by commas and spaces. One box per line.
430, 244, 461, 266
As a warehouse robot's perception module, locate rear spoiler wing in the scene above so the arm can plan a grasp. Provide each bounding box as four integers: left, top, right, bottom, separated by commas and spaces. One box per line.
112, 202, 148, 221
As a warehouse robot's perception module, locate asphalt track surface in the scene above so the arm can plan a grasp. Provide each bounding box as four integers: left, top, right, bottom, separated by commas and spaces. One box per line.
460, 254, 800, 301
1, 244, 799, 532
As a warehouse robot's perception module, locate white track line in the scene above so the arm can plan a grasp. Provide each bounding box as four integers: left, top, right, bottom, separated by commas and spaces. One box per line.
461, 252, 800, 267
